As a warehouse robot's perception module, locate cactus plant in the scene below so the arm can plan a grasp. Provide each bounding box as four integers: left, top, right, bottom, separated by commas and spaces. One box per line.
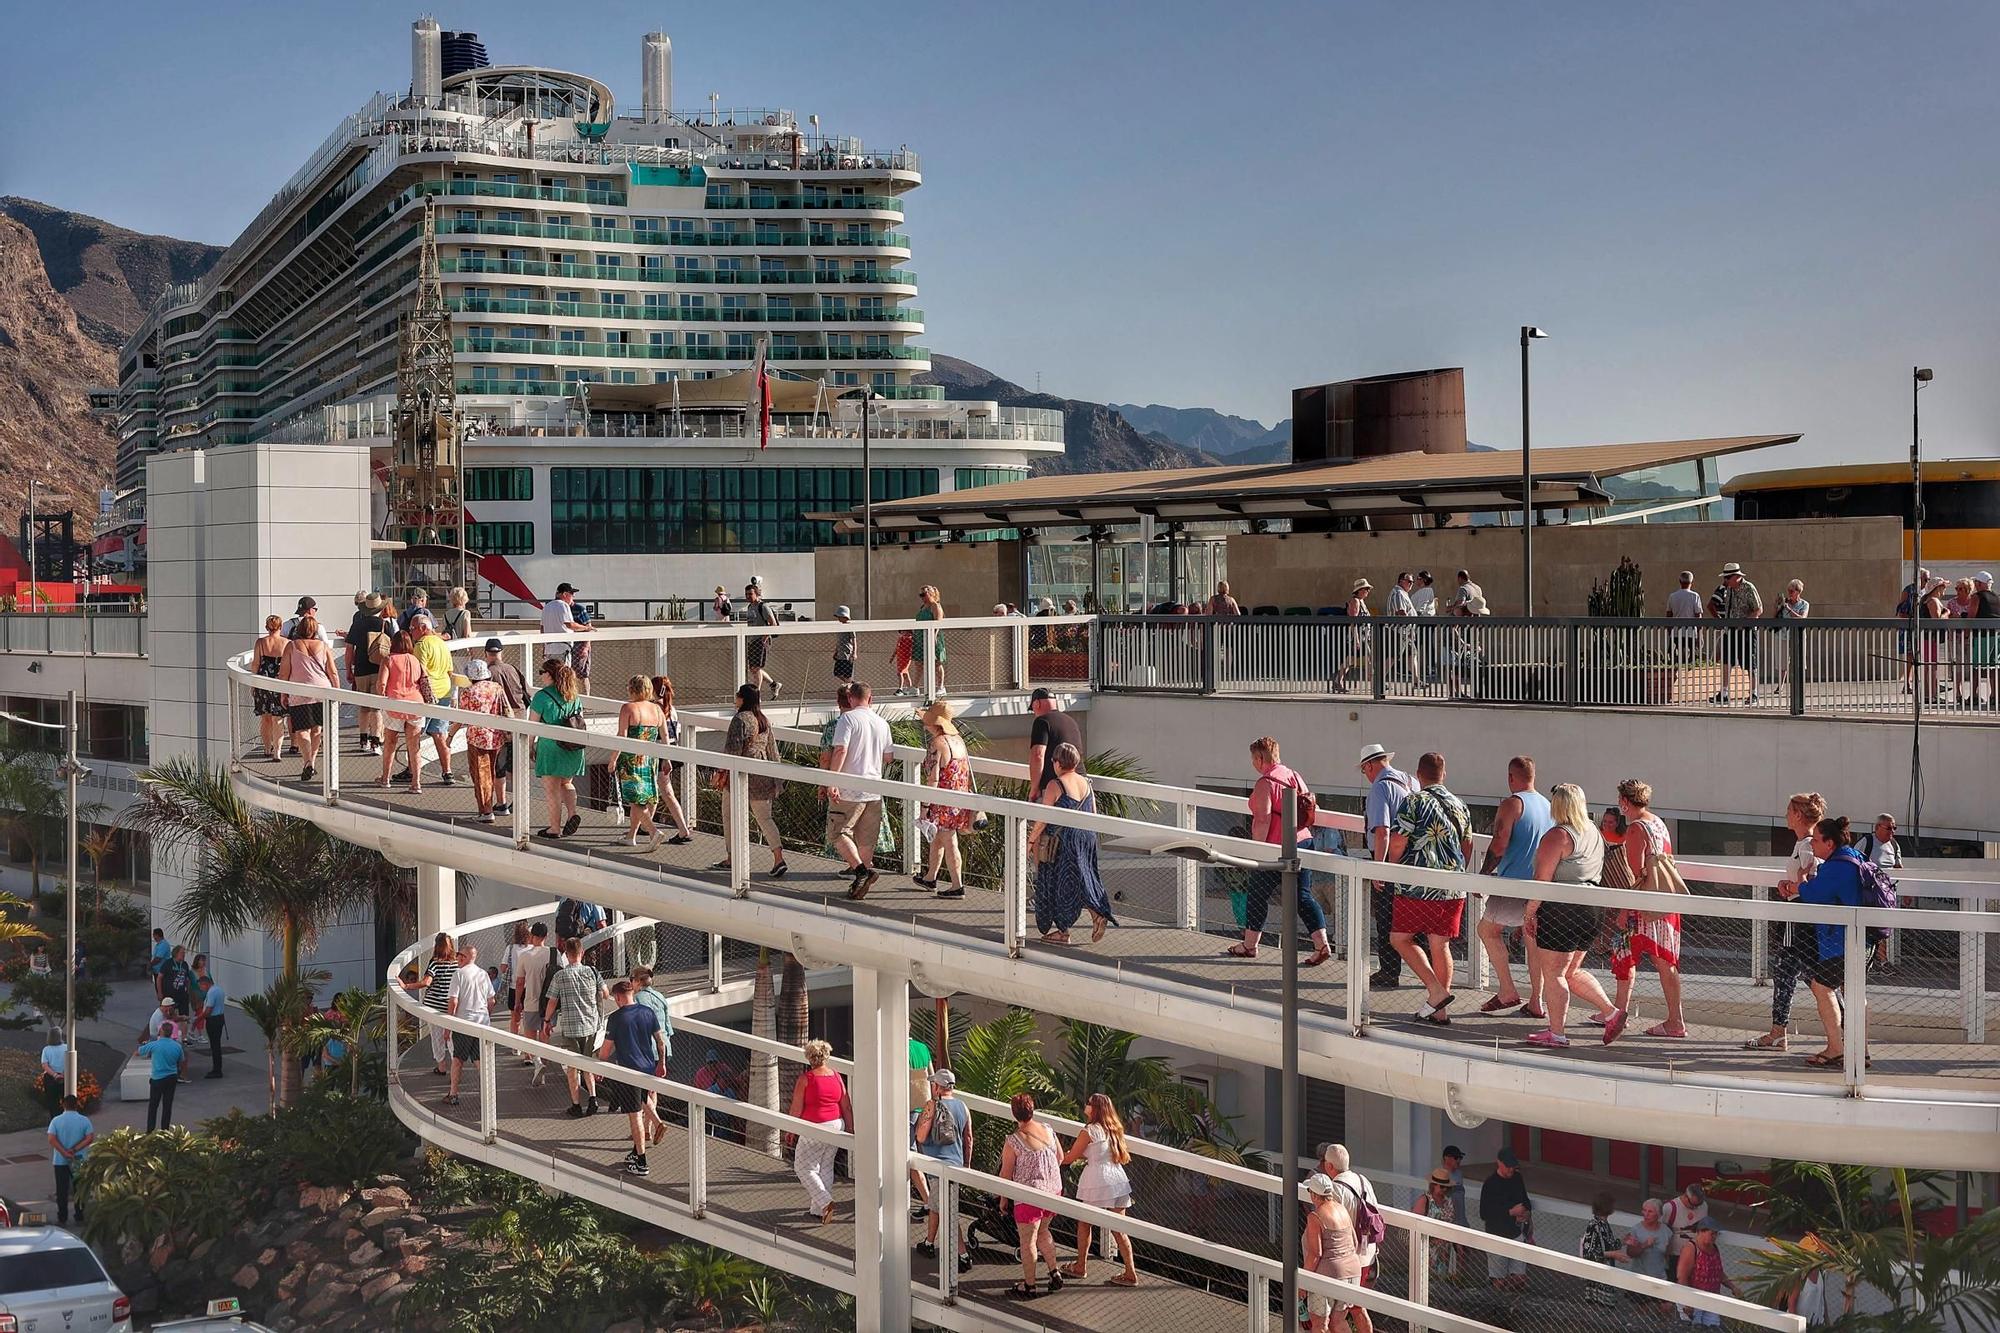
1587, 556, 1645, 617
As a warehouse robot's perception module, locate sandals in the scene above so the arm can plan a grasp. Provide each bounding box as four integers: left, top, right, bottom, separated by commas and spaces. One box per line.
1479, 994, 1520, 1014
1091, 915, 1108, 943
1108, 1272, 1139, 1286
1041, 931, 1071, 946
1643, 1022, 1688, 1039
1805, 1051, 1841, 1067
1602, 1009, 1629, 1045
1063, 1263, 1088, 1279
1743, 1033, 1788, 1052
1224, 943, 1259, 959
1303, 947, 1332, 968
1007, 1282, 1037, 1299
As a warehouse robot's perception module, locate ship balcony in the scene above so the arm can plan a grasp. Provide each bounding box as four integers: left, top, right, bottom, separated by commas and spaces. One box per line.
454, 336, 928, 363
440, 257, 918, 290
433, 216, 909, 251
447, 297, 921, 326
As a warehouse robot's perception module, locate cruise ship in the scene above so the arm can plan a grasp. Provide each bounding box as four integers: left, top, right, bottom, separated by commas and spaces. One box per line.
114, 19, 1062, 608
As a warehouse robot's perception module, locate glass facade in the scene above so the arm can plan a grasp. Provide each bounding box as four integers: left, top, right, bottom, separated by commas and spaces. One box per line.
466, 467, 534, 502
954, 467, 1030, 490
550, 466, 938, 555
466, 521, 535, 556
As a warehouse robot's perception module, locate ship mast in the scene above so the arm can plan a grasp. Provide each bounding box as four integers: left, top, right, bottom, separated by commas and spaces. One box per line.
389, 196, 467, 591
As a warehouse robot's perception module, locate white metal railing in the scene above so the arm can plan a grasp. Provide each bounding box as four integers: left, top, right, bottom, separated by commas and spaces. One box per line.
227, 618, 2000, 1116
391, 905, 1804, 1332
1100, 614, 2000, 719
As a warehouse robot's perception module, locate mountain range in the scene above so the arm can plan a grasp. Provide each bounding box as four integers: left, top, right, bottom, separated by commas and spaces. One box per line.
0, 198, 1299, 537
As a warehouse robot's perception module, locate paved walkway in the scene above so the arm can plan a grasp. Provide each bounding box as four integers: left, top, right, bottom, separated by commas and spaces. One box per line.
256, 733, 1999, 1100
0, 977, 273, 1221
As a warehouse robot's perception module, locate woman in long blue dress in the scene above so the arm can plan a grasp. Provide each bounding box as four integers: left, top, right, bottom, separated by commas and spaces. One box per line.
1028, 742, 1116, 946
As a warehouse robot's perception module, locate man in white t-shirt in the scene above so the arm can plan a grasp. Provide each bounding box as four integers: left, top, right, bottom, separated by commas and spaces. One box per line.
511, 922, 554, 1047
1667, 571, 1704, 660
823, 682, 892, 900
445, 943, 495, 1108
539, 583, 591, 660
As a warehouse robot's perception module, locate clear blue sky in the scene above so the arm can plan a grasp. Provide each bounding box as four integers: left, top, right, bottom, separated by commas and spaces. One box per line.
10, 1, 1996, 471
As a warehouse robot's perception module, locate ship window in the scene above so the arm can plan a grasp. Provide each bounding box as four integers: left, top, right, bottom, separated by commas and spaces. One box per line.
550, 466, 937, 554
466, 521, 535, 555
466, 467, 534, 502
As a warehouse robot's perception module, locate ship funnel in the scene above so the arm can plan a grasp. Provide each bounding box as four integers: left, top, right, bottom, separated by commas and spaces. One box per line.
643, 31, 672, 122
412, 17, 443, 106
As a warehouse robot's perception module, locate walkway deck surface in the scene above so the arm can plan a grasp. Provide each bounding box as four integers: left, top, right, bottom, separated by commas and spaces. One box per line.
270, 734, 1998, 1096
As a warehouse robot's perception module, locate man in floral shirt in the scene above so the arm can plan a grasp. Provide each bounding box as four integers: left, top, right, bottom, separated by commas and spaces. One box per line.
453, 659, 508, 823
1386, 751, 1473, 1024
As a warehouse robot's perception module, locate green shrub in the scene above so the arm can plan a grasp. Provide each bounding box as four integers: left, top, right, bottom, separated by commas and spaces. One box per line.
77, 1127, 255, 1251
11, 972, 111, 1027
271, 1085, 410, 1189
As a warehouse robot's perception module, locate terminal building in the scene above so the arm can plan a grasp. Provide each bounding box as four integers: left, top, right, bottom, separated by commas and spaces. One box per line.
16, 15, 2000, 1333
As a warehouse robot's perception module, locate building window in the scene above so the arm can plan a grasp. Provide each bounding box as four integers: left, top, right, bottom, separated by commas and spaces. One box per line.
466, 521, 535, 555
465, 467, 534, 502
955, 467, 1030, 491
550, 466, 939, 555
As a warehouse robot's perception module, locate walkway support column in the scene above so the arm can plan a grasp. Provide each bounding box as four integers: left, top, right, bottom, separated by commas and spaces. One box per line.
852, 965, 913, 1333
417, 864, 456, 943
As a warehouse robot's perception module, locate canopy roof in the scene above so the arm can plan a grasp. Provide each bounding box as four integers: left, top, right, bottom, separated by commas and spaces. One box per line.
833, 435, 1799, 533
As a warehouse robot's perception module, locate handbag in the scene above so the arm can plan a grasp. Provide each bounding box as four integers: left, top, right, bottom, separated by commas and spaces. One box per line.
1638, 852, 1690, 896
554, 700, 586, 753
1034, 827, 1060, 864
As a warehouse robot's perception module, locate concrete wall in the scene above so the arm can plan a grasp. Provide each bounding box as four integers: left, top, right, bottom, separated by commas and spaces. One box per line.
814, 541, 1025, 619
1087, 692, 2000, 842
148, 443, 377, 998
1224, 517, 1901, 619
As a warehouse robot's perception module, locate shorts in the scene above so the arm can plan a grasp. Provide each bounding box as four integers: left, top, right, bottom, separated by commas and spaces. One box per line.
1392, 896, 1466, 937
451, 1030, 485, 1062
1534, 901, 1602, 954
604, 1077, 647, 1114
747, 639, 770, 669
825, 798, 884, 852
1307, 1290, 1354, 1319
423, 708, 451, 738
1808, 954, 1848, 989
833, 658, 854, 681
1013, 1203, 1054, 1227
1686, 1310, 1722, 1327
560, 1033, 600, 1059
1484, 895, 1527, 928
286, 703, 323, 731
1487, 1252, 1527, 1280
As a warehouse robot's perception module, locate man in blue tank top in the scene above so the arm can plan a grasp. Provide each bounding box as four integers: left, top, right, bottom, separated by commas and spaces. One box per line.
1477, 756, 1554, 1016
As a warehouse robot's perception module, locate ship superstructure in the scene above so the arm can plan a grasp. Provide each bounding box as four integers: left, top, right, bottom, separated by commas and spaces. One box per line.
115, 19, 1062, 603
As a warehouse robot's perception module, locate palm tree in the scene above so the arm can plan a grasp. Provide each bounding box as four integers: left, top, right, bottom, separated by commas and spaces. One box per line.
1735, 1165, 2000, 1331
293, 985, 390, 1096
81, 826, 120, 924
748, 946, 779, 1157
0, 739, 104, 900
238, 971, 325, 1115
775, 952, 809, 1116
126, 756, 407, 1107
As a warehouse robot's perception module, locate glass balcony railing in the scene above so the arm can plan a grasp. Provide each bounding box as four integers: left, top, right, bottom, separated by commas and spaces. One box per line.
702, 194, 903, 214
433, 218, 909, 249
456, 378, 941, 401
448, 297, 922, 324
417, 178, 627, 207
440, 257, 916, 287
454, 336, 928, 363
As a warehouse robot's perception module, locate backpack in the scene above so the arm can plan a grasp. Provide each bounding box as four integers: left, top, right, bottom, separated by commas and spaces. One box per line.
554, 898, 582, 942
926, 1098, 961, 1147
366, 628, 392, 665
1853, 854, 1898, 946
1334, 1178, 1388, 1251
1258, 771, 1319, 841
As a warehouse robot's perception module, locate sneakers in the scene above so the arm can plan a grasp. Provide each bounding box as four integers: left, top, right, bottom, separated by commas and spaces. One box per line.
394, 769, 414, 783
624, 1156, 650, 1177
299, 764, 315, 783
439, 772, 457, 786
767, 861, 790, 880
772, 681, 784, 698
847, 866, 880, 900
937, 885, 966, 899
477, 812, 495, 824
493, 802, 513, 815
667, 833, 693, 845
566, 1102, 586, 1118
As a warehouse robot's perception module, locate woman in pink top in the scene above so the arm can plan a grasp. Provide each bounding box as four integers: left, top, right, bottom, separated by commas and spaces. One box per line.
998, 1092, 1068, 1298
279, 615, 338, 783
785, 1039, 852, 1225
377, 631, 427, 794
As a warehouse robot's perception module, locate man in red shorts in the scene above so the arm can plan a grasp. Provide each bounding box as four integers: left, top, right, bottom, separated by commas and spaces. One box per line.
1386, 751, 1475, 1024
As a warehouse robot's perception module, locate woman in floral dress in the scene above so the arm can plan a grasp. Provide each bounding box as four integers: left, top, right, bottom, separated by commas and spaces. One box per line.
616, 674, 667, 850
916, 698, 973, 898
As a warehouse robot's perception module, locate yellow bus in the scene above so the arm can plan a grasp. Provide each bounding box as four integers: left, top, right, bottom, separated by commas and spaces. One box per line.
1723, 459, 2000, 575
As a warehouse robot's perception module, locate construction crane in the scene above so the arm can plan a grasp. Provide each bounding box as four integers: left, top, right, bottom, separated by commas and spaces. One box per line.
388, 196, 470, 595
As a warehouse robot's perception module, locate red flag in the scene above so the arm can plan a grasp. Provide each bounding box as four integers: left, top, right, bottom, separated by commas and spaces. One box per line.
757, 352, 772, 450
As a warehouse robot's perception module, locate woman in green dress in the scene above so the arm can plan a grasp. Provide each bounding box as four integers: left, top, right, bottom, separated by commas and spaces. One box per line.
530, 658, 585, 838
915, 583, 947, 696
617, 673, 668, 850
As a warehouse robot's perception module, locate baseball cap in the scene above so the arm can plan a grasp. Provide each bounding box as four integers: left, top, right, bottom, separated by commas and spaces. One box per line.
556, 582, 578, 595
1441, 1145, 1464, 1161
484, 638, 505, 653
297, 595, 317, 610
1030, 687, 1055, 702
930, 1069, 956, 1089
1496, 1147, 1520, 1167
1692, 1217, 1719, 1233
1976, 571, 1994, 584
1304, 1172, 1338, 1198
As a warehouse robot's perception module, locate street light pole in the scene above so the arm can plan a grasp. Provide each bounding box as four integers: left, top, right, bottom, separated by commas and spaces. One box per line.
1519, 327, 1548, 616
1278, 787, 1301, 1327
58, 691, 88, 1098
861, 390, 874, 619
27, 478, 37, 611
1910, 367, 1933, 841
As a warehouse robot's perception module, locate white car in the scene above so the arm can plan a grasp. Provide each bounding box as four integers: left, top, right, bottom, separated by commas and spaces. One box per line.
152, 1296, 278, 1332
0, 1228, 132, 1333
